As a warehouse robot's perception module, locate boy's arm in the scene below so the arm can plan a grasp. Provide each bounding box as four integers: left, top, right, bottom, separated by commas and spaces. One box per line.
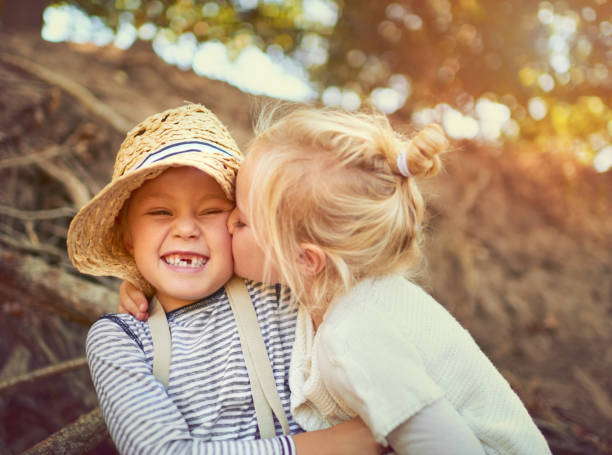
88, 318, 383, 455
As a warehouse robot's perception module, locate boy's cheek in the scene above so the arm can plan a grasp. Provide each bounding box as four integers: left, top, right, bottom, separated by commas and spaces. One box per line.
122, 230, 135, 256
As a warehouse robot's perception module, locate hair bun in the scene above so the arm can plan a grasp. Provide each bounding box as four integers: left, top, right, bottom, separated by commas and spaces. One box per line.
397, 123, 448, 178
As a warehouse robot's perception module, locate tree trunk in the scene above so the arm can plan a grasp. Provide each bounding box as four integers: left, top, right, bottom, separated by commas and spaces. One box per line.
0, 249, 117, 325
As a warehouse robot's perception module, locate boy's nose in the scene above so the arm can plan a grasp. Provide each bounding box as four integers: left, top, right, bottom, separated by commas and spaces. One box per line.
173, 215, 201, 238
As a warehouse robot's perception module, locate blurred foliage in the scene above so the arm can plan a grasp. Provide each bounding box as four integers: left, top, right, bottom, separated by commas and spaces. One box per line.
50, 0, 612, 168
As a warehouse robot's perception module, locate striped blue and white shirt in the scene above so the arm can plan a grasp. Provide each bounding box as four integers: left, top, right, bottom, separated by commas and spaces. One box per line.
86, 281, 302, 454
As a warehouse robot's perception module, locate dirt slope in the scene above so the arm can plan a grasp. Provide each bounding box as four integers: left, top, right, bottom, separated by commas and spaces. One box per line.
1, 31, 610, 454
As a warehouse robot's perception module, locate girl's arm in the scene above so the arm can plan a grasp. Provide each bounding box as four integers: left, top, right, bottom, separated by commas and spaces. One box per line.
118, 280, 149, 320
294, 418, 386, 455
112, 284, 384, 455
386, 399, 484, 455
316, 310, 486, 455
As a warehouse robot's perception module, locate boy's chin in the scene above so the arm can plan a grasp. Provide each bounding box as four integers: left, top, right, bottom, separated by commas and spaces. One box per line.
156, 289, 222, 312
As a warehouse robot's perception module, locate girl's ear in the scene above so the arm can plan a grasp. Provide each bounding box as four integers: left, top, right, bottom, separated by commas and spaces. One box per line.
298, 243, 326, 276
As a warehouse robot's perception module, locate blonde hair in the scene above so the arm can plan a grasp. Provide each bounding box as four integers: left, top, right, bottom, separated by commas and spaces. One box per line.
248, 105, 448, 312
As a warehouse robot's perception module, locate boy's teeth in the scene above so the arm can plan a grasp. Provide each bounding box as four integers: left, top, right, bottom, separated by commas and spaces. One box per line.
164, 254, 206, 267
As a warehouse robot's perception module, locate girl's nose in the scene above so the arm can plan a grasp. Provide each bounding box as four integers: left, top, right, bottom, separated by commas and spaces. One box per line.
227, 208, 239, 235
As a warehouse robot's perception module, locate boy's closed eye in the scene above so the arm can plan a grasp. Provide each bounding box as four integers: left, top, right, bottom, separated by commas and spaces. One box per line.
144, 207, 231, 217
147, 208, 172, 216
198, 208, 229, 216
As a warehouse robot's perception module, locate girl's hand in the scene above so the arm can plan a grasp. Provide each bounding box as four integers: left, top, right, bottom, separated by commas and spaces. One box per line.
293, 418, 387, 455
118, 280, 149, 321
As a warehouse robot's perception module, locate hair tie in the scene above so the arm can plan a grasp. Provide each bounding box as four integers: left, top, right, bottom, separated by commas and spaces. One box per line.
396, 149, 413, 178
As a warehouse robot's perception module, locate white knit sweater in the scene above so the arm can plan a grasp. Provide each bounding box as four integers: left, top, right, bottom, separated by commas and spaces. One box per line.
289, 275, 551, 454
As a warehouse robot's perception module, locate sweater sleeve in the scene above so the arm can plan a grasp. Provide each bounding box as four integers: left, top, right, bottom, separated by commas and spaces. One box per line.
387, 398, 485, 455
86, 318, 295, 455
316, 309, 444, 444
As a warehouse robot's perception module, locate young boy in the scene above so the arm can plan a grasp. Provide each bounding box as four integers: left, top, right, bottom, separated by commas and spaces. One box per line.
67, 104, 380, 454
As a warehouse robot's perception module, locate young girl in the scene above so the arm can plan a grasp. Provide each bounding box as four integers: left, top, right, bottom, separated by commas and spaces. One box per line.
230, 106, 551, 454
121, 106, 551, 454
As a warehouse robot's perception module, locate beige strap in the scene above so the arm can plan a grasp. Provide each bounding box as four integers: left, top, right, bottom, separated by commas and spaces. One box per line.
239, 325, 275, 436
225, 275, 291, 437
148, 296, 172, 389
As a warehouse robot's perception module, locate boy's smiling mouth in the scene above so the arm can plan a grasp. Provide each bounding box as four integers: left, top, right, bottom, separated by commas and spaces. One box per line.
162, 252, 208, 269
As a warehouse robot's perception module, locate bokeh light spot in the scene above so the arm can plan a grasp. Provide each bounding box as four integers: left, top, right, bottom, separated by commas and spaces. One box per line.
403, 14, 423, 31
593, 146, 612, 172
341, 90, 361, 111
581, 7, 596, 22
443, 108, 479, 139
538, 73, 555, 92
322, 86, 342, 106
528, 97, 548, 120
303, 0, 339, 27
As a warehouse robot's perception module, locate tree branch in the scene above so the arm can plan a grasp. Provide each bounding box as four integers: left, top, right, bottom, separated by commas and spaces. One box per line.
0, 248, 117, 325
34, 158, 91, 208
0, 230, 68, 260
0, 53, 132, 133
0, 205, 76, 221
0, 357, 87, 394
0, 144, 63, 169
22, 407, 110, 455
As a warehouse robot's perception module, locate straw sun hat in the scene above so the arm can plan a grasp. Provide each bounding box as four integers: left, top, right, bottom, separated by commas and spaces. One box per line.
67, 103, 243, 296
